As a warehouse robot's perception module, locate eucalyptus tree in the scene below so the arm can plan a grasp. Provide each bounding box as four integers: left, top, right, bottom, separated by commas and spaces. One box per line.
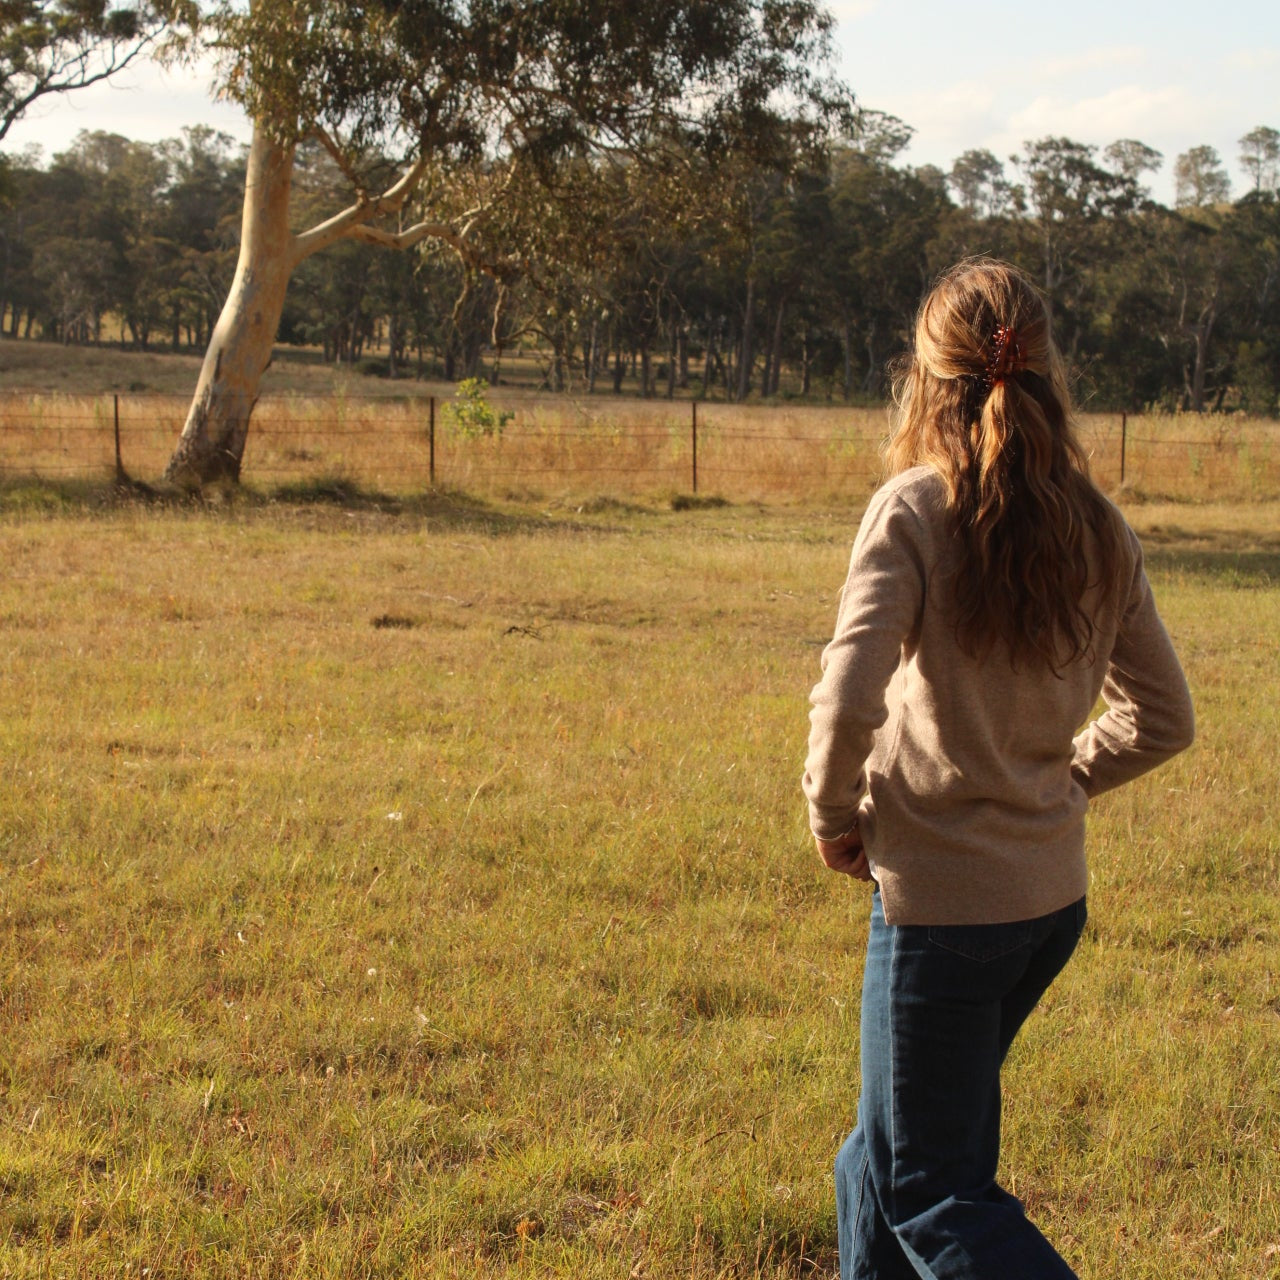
1221, 188, 1280, 413
24, 132, 134, 341
1010, 136, 1143, 362
1239, 127, 1280, 196
948, 148, 1011, 219
824, 144, 946, 398
1173, 145, 1231, 209
162, 0, 850, 488
156, 126, 243, 349
1102, 139, 1163, 197
1143, 201, 1231, 412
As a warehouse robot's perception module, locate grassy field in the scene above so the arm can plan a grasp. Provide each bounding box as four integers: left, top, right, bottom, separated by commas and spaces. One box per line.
0, 484, 1278, 1278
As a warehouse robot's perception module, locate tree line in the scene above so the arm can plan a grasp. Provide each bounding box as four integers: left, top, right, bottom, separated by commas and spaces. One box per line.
2, 121, 1278, 416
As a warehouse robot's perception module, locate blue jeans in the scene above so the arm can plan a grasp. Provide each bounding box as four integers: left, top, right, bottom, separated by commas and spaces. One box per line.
835, 889, 1087, 1280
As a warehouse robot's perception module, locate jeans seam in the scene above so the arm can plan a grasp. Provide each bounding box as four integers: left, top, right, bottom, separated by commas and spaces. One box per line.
852, 1145, 869, 1256
886, 911, 900, 1232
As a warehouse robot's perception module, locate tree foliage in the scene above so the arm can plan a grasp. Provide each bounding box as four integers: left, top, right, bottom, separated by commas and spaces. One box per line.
1239, 126, 1280, 196
4, 117, 1280, 420
1174, 145, 1231, 209
0, 126, 239, 345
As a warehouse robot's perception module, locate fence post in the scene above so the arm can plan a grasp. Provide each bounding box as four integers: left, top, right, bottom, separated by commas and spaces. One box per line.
691, 400, 698, 494
428, 394, 436, 487
1120, 411, 1127, 486
113, 393, 124, 482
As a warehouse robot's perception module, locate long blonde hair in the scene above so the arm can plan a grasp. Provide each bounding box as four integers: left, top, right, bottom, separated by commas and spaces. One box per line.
885, 258, 1122, 670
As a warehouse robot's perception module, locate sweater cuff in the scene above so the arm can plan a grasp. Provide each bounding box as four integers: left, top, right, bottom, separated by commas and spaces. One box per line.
1069, 758, 1095, 799
809, 805, 861, 842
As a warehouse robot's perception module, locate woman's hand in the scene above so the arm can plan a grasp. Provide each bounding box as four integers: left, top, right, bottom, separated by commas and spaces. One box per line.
815, 827, 872, 881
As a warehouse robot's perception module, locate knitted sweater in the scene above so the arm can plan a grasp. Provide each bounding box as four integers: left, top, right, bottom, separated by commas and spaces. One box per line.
803, 466, 1194, 925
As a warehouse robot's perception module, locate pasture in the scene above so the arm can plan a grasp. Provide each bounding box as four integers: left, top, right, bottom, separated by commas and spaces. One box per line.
0, 483, 1278, 1278
1, 332, 1279, 502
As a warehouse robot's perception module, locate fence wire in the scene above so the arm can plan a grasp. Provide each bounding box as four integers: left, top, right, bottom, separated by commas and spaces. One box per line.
2, 393, 1278, 502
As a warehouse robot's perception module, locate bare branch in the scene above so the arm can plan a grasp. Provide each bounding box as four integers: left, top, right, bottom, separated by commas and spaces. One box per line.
290, 153, 432, 264
347, 219, 516, 284
290, 200, 368, 264
347, 221, 454, 252
308, 126, 365, 192
378, 154, 431, 214
0, 33, 156, 143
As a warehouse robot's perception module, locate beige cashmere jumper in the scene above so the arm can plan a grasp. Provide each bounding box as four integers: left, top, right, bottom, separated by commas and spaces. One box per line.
803, 466, 1194, 925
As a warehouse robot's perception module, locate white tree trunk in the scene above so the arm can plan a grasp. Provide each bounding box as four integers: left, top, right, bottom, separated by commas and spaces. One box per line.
165, 128, 296, 489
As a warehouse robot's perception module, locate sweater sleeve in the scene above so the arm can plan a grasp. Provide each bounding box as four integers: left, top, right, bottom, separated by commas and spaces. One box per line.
803, 489, 927, 840
1070, 530, 1195, 798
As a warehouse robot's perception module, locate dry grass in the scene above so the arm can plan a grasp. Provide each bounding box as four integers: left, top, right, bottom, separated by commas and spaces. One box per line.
2, 386, 1279, 505
0, 485, 1276, 1277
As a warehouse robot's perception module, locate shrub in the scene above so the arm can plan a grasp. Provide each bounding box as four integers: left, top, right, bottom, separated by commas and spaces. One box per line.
442, 378, 514, 439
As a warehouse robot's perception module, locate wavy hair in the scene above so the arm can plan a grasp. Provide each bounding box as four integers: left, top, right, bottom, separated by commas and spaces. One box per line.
885, 258, 1123, 670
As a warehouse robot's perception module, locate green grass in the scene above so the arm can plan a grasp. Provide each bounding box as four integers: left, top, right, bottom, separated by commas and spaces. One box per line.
0, 488, 1277, 1278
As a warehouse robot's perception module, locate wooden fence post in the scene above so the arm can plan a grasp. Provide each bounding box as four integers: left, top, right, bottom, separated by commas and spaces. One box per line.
1120, 411, 1127, 486
429, 395, 436, 487
691, 400, 698, 494
113, 394, 124, 482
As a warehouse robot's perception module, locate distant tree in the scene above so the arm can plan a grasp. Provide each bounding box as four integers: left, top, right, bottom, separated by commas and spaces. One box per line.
912, 163, 947, 196
1173, 145, 1231, 209
948, 148, 1011, 218
0, 0, 193, 143
823, 144, 945, 398
74, 130, 172, 345
0, 144, 40, 333
1103, 139, 1162, 196
1139, 204, 1230, 412
847, 107, 913, 165
1238, 126, 1280, 195
38, 238, 107, 338
155, 126, 243, 350
1223, 191, 1280, 414
1010, 137, 1139, 361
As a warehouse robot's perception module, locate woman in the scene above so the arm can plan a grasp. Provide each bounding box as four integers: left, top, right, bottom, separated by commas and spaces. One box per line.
802, 259, 1194, 1279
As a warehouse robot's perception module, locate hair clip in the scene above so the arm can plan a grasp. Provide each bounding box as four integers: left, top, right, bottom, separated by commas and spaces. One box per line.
983, 325, 1027, 391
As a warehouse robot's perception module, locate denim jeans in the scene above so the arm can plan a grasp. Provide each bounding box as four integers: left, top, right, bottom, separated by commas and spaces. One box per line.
835, 889, 1087, 1280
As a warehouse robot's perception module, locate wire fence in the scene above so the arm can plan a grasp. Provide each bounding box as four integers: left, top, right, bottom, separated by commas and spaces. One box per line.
2, 392, 1280, 502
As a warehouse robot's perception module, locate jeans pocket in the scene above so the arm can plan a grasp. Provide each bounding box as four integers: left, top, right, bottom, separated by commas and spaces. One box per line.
926, 920, 1035, 963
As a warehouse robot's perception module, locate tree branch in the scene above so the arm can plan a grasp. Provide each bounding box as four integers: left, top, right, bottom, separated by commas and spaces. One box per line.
0, 35, 155, 143
347, 221, 455, 252
290, 154, 432, 265
308, 126, 365, 193
346, 219, 517, 283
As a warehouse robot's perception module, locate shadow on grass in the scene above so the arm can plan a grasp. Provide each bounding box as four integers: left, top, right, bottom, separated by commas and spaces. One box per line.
1142, 523, 1280, 586
0, 473, 734, 535
262, 475, 551, 533
0, 475, 130, 514
0, 473, 554, 536
1146, 547, 1280, 585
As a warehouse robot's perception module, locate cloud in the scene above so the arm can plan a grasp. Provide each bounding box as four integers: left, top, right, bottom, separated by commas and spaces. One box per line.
1223, 47, 1280, 72
1003, 85, 1204, 152
825, 0, 878, 22
1036, 45, 1149, 80
889, 80, 1001, 154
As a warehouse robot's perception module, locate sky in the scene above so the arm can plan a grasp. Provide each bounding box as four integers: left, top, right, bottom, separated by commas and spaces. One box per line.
4, 0, 1278, 207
